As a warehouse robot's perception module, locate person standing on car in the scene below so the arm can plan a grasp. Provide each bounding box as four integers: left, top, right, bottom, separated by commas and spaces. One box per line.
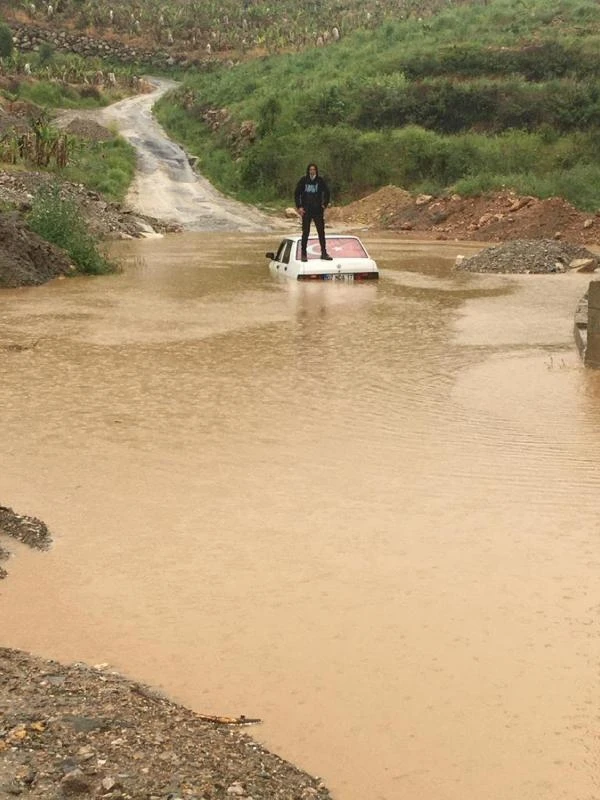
294, 163, 332, 262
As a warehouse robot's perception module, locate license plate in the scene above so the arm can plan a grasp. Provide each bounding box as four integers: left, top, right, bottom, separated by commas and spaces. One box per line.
325, 273, 354, 281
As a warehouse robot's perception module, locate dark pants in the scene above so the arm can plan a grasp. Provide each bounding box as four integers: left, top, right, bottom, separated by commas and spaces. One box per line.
301, 209, 327, 255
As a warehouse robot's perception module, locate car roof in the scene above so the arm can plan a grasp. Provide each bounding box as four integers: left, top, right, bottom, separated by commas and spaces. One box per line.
283, 234, 360, 242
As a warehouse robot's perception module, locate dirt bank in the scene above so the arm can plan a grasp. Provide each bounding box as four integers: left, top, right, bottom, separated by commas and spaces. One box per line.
0, 170, 183, 287
327, 186, 600, 245
0, 213, 75, 288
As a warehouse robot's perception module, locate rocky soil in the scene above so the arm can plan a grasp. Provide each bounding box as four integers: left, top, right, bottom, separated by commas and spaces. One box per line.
328, 186, 600, 246
0, 168, 182, 241
0, 505, 52, 579
0, 648, 331, 800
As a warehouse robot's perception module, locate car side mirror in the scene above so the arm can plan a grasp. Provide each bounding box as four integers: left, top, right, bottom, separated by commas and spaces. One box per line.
265, 252, 275, 259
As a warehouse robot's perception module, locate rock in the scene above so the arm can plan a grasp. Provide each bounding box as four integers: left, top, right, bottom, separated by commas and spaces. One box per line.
583, 219, 594, 229
571, 258, 597, 272
415, 194, 433, 206
508, 196, 534, 212
239, 120, 256, 141
477, 212, 497, 227
60, 769, 93, 795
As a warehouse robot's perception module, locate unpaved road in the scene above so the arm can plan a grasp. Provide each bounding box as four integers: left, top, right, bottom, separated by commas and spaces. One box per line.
68, 78, 277, 232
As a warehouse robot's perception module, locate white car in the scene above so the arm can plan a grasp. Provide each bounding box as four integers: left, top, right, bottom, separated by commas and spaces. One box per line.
265, 234, 379, 281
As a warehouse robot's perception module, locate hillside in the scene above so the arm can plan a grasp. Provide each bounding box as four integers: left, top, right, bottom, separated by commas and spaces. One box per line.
148, 0, 600, 214
0, 0, 482, 62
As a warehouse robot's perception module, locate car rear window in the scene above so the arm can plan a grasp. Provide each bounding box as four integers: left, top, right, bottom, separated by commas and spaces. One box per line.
295, 237, 368, 260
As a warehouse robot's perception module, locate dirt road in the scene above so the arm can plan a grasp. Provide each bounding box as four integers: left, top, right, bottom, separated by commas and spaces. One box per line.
85, 78, 276, 232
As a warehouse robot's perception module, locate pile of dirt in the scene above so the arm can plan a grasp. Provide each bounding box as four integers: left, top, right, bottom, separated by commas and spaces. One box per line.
0, 213, 75, 288
327, 186, 414, 228
64, 118, 116, 142
0, 171, 183, 238
0, 647, 332, 800
455, 239, 600, 274
330, 187, 600, 245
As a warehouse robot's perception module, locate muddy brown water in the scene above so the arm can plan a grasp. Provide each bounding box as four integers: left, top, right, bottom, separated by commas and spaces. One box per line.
1, 233, 599, 800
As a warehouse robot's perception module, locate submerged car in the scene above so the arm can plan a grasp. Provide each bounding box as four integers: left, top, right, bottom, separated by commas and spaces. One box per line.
265, 234, 379, 281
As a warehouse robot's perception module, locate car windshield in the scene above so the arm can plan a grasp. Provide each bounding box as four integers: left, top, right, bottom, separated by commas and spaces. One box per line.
295, 237, 368, 260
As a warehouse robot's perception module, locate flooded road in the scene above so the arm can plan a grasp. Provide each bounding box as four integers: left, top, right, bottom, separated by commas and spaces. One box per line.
1, 234, 599, 800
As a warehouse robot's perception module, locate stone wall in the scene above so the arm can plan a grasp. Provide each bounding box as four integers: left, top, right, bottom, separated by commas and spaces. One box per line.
9, 22, 208, 70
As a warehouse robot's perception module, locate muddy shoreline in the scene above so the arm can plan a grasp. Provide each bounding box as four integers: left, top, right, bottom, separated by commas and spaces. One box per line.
0, 506, 332, 799
0, 647, 332, 800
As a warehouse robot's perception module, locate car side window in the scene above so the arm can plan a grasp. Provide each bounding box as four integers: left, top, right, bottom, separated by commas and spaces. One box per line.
281, 240, 293, 265
275, 240, 287, 262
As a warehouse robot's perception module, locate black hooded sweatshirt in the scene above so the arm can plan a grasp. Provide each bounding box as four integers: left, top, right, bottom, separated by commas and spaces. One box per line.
294, 165, 331, 214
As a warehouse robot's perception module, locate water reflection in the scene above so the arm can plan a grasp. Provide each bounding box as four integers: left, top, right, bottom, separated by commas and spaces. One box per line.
282, 279, 379, 318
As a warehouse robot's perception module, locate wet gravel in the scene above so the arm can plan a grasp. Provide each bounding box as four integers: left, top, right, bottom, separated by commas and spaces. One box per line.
0, 505, 52, 579
454, 239, 599, 274
0, 648, 333, 800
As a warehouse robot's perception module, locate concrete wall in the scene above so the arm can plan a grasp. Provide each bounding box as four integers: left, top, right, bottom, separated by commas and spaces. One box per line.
584, 280, 600, 368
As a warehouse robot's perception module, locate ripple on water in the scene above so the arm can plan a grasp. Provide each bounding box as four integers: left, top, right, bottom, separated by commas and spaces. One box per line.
1, 238, 599, 800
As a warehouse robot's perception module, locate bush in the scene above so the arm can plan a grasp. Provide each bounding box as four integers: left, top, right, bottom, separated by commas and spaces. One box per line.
37, 42, 54, 67
0, 21, 13, 59
28, 183, 116, 275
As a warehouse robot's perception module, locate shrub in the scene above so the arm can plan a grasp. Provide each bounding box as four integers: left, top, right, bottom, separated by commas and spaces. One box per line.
37, 42, 55, 67
28, 183, 116, 275
0, 21, 13, 59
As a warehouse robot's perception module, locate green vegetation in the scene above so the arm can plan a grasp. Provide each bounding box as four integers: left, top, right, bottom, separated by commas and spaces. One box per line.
0, 51, 141, 108
12, 79, 98, 109
0, 122, 136, 203
155, 0, 600, 210
63, 137, 137, 202
27, 182, 117, 275
8, 0, 477, 57
0, 20, 13, 59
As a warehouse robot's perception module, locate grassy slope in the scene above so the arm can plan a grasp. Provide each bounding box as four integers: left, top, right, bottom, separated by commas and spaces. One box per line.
154, 0, 600, 210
